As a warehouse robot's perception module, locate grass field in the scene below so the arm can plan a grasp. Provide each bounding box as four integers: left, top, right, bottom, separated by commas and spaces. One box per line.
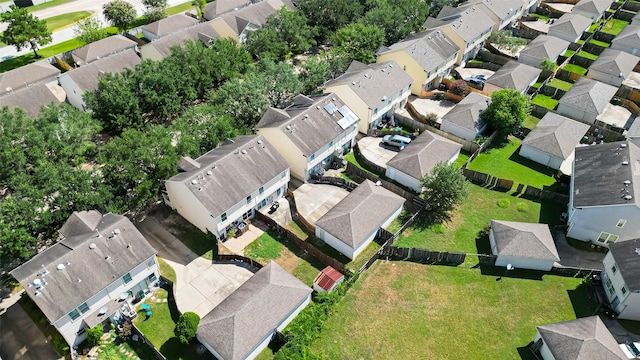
311, 261, 593, 360
600, 19, 629, 36
174, 226, 215, 260
45, 11, 91, 32
166, 1, 195, 15
0, 37, 83, 72
531, 94, 559, 110
576, 50, 598, 61
522, 115, 541, 130
157, 257, 176, 283
453, 150, 471, 168
563, 63, 588, 75
562, 49, 575, 57
27, 0, 73, 12
547, 78, 573, 91
589, 38, 610, 48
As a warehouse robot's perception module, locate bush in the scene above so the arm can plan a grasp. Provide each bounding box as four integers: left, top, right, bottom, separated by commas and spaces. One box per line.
118, 321, 132, 341
424, 112, 438, 125
497, 199, 510, 208
450, 79, 468, 96
174, 312, 200, 345
86, 324, 103, 347
516, 203, 528, 212
52, 334, 70, 355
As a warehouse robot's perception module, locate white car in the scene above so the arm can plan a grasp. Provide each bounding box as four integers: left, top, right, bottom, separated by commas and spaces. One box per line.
382, 134, 412, 150
620, 341, 640, 359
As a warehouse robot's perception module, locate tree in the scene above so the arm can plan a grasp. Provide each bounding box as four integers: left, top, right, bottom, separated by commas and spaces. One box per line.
86, 324, 104, 347
103, 0, 137, 33
74, 17, 109, 45
481, 88, 531, 138
429, 0, 459, 18
297, 0, 364, 41
245, 28, 289, 60
0, 5, 51, 57
540, 57, 558, 72
145, 7, 167, 22
174, 312, 200, 345
419, 162, 468, 225
450, 79, 468, 96
361, 0, 430, 45
142, 0, 167, 9
487, 30, 527, 54
246, 7, 316, 60
330, 23, 384, 64
192, 0, 206, 20
299, 55, 331, 94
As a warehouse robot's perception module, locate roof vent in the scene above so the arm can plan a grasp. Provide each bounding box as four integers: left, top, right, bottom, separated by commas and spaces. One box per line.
241, 149, 247, 154
77, 277, 82, 283
382, 96, 387, 101
304, 114, 309, 119
286, 125, 292, 131
191, 179, 198, 185
623, 161, 629, 165
624, 180, 631, 185
32, 278, 42, 287
56, 264, 65, 271
625, 195, 633, 200
635, 247, 640, 255
381, 68, 386, 72
621, 143, 628, 148
376, 180, 382, 186
114, 229, 120, 235
89, 243, 96, 250
389, 63, 393, 68
257, 139, 263, 144
206, 170, 213, 176
352, 81, 356, 85
364, 73, 369, 78
98, 306, 108, 316
34, 290, 41, 296
316, 105, 321, 110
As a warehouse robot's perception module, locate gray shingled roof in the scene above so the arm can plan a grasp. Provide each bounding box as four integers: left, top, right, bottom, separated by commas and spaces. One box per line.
142, 14, 199, 38
612, 25, 640, 49
441, 92, 489, 132
324, 61, 413, 110
10, 211, 157, 322
378, 30, 459, 74
218, 0, 294, 35
0, 82, 64, 118
167, 135, 289, 218
0, 60, 59, 95
474, 0, 524, 22
197, 261, 311, 360
572, 0, 612, 17
490, 220, 560, 261
141, 21, 221, 59
315, 180, 404, 249
386, 130, 462, 179
608, 238, 640, 291
588, 49, 640, 78
204, 0, 252, 20
536, 316, 626, 360
519, 35, 570, 65
423, 6, 494, 42
71, 35, 137, 65
549, 13, 593, 38
485, 60, 542, 92
558, 77, 618, 115
572, 139, 640, 207
64, 49, 141, 92
522, 112, 589, 159
256, 93, 359, 156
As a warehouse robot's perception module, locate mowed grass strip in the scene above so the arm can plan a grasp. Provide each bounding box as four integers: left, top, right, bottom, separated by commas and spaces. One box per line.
45, 11, 92, 32
531, 94, 559, 110
311, 261, 590, 360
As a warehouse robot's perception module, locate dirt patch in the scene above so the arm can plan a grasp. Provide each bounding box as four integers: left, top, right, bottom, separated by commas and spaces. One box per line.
273, 248, 300, 273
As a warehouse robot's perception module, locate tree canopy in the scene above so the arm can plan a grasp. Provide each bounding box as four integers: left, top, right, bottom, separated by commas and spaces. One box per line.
0, 5, 52, 57
487, 30, 527, 53
330, 22, 384, 64
103, 0, 137, 33
74, 18, 110, 46
297, 0, 364, 41
481, 88, 531, 138
175, 312, 200, 345
418, 162, 468, 225
540, 57, 558, 72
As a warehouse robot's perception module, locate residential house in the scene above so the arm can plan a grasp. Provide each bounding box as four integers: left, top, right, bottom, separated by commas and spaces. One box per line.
547, 13, 593, 43
313, 266, 345, 293
71, 35, 138, 66
517, 35, 570, 68
627, 116, 640, 139
0, 82, 66, 118
633, 12, 640, 26
522, 0, 542, 16
423, 6, 494, 65
0, 60, 59, 96
483, 60, 542, 95
601, 239, 640, 320
556, 77, 618, 124
567, 139, 640, 245
164, 135, 289, 240
440, 92, 489, 141
489, 220, 560, 271
10, 211, 159, 348
140, 21, 221, 61
385, 131, 462, 193
532, 316, 626, 359
203, 0, 252, 21
376, 30, 460, 94
58, 49, 141, 111
197, 261, 312, 360
323, 61, 413, 134
587, 49, 640, 87
207, 0, 295, 42
256, 93, 359, 181
519, 112, 590, 174
141, 14, 199, 41
459, 0, 524, 31
315, 180, 405, 260
571, 0, 612, 22
612, 25, 640, 55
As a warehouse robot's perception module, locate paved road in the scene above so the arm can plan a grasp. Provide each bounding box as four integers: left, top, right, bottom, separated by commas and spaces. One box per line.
0, 304, 61, 360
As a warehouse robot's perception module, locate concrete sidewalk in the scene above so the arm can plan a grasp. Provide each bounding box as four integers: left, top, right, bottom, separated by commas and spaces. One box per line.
0, 304, 61, 360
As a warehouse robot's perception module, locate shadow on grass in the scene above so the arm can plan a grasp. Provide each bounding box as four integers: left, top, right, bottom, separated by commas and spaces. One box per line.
507, 145, 558, 179
538, 201, 566, 227
517, 342, 538, 360
567, 283, 599, 318
479, 265, 544, 281
474, 228, 492, 255
618, 319, 640, 335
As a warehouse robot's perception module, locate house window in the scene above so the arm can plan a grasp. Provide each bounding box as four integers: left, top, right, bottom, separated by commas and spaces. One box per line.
612, 264, 618, 274
78, 302, 90, 314
374, 108, 378, 115
605, 277, 615, 295
76, 327, 86, 336
246, 195, 252, 204
310, 154, 315, 160
69, 309, 80, 321
277, 188, 281, 196
329, 140, 334, 146
597, 232, 619, 244
622, 286, 628, 295
147, 259, 155, 268
259, 187, 264, 195
148, 273, 157, 283
617, 219, 627, 228
221, 213, 227, 221
123, 273, 132, 284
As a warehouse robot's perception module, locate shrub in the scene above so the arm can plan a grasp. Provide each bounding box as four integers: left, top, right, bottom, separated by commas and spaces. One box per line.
86, 324, 103, 347
52, 334, 70, 354
174, 312, 200, 345
424, 112, 438, 125
516, 203, 528, 212
118, 321, 132, 341
497, 199, 510, 208
450, 79, 468, 96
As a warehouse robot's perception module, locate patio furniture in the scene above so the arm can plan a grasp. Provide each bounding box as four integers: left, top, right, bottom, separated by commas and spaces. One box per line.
141, 303, 150, 311
146, 310, 152, 318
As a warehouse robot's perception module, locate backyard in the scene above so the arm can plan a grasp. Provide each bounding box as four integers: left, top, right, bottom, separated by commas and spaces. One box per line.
310, 261, 594, 360
562, 63, 588, 75
600, 18, 629, 36
531, 94, 558, 110
547, 78, 573, 91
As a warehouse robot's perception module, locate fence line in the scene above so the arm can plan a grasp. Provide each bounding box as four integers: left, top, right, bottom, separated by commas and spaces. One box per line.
396, 109, 481, 153
216, 254, 263, 270
345, 162, 425, 209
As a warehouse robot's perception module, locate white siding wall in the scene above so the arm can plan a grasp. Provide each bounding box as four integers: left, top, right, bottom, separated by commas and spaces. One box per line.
440, 120, 483, 141
57, 75, 86, 111
386, 167, 422, 193
534, 332, 556, 360
519, 145, 563, 169
619, 292, 640, 320
316, 228, 356, 259
586, 69, 624, 87
602, 252, 640, 320
567, 204, 640, 245
556, 103, 597, 124
490, 229, 554, 270
305, 126, 358, 178
370, 85, 412, 129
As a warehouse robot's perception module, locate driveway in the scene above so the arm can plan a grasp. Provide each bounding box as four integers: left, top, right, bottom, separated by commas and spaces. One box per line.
357, 137, 399, 169
0, 304, 61, 360
136, 217, 198, 266
293, 183, 349, 226
553, 231, 605, 270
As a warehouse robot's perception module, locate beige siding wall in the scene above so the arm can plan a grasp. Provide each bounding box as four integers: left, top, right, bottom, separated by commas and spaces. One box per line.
257, 128, 307, 181
377, 51, 427, 95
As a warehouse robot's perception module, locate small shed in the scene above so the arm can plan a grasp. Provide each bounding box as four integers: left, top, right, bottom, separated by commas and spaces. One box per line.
489, 220, 560, 271
313, 266, 345, 293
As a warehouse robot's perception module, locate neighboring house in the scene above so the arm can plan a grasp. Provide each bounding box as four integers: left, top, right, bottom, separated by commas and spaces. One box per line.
465, 0, 524, 30
601, 239, 640, 320
533, 316, 627, 360
313, 266, 345, 293
324, 61, 413, 134
633, 12, 640, 26
587, 49, 640, 87
483, 60, 541, 95
204, 0, 252, 20
164, 135, 289, 240
10, 211, 159, 348
385, 131, 462, 193
0, 60, 59, 95
0, 82, 66, 118
547, 13, 593, 43
141, 14, 199, 41
440, 92, 489, 141
208, 0, 295, 42
611, 25, 640, 55
489, 220, 560, 271
71, 35, 137, 66
315, 180, 405, 260
423, 6, 494, 65
571, 0, 611, 21
377, 29, 460, 94
519, 112, 590, 174
58, 49, 141, 111
627, 116, 640, 139
522, 0, 542, 15
197, 261, 312, 360
140, 21, 221, 61
567, 140, 640, 245
556, 77, 618, 124
256, 93, 359, 181
517, 35, 570, 68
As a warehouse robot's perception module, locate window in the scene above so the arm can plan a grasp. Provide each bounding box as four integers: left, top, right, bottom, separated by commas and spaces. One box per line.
612, 265, 618, 274
374, 108, 378, 115
76, 327, 86, 336
69, 309, 80, 321
148, 273, 157, 283
221, 213, 227, 221
622, 286, 628, 295
617, 219, 627, 228
123, 273, 132, 284
310, 154, 315, 160
259, 187, 264, 195
329, 141, 333, 146
78, 302, 90, 314
147, 259, 155, 268
276, 188, 281, 196
597, 232, 619, 244
605, 277, 615, 295
246, 195, 252, 204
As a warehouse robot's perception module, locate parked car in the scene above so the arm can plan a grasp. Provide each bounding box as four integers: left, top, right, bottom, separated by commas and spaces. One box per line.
382, 134, 412, 150
620, 341, 640, 359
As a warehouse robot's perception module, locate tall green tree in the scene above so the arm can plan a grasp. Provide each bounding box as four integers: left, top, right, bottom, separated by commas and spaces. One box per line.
103, 0, 137, 33
419, 162, 468, 225
296, 0, 364, 41
540, 57, 558, 72
246, 7, 316, 60
142, 0, 167, 9
175, 312, 200, 345
74, 17, 109, 45
361, 0, 429, 45
299, 55, 331, 94
481, 88, 531, 138
330, 23, 384, 64
192, 0, 206, 20
0, 5, 52, 57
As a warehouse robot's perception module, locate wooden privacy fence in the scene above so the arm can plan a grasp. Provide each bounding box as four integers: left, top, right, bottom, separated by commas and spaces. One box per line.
310, 174, 357, 192
549, 267, 601, 278
217, 254, 263, 270
379, 247, 467, 266
352, 143, 385, 175
396, 109, 481, 153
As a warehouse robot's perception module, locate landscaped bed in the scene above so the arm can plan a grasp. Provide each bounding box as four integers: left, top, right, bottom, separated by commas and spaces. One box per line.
531, 94, 559, 110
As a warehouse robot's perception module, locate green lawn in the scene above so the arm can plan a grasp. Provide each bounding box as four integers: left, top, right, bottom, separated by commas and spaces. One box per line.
531, 94, 559, 110
562, 63, 588, 75
45, 11, 91, 32
589, 38, 610, 47
530, 13, 549, 21
562, 49, 575, 57
547, 78, 573, 91
174, 225, 215, 260
600, 18, 630, 35
576, 50, 598, 60
27, 0, 73, 12
157, 257, 176, 283
532, 81, 543, 89
343, 152, 380, 176
453, 150, 471, 168
311, 261, 594, 360
522, 115, 541, 130
0, 37, 83, 72
467, 136, 558, 188
166, 1, 195, 15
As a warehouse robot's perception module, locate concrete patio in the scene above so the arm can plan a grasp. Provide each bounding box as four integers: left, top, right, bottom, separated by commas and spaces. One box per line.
357, 137, 399, 169
407, 97, 456, 122
293, 183, 349, 226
